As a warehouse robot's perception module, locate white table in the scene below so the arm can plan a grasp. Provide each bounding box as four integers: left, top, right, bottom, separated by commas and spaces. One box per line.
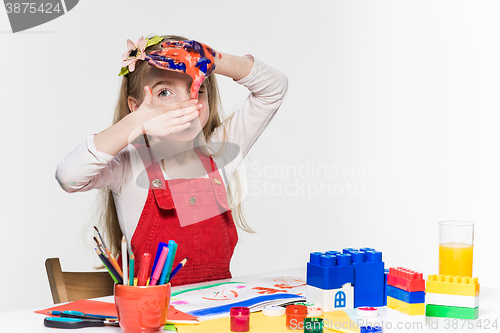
1, 268, 497, 333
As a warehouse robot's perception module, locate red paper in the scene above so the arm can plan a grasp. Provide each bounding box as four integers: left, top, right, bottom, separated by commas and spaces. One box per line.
35, 299, 117, 317
35, 299, 197, 321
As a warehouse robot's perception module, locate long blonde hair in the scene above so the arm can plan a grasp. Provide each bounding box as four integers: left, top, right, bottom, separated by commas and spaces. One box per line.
98, 35, 252, 257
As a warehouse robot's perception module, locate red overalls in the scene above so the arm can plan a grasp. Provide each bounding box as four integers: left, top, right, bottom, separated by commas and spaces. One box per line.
128, 144, 238, 286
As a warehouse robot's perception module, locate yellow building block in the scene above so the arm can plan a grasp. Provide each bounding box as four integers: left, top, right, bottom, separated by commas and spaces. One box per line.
387, 296, 425, 316
426, 275, 479, 296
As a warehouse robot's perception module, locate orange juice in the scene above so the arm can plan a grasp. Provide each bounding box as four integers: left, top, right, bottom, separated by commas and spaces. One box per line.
439, 242, 473, 277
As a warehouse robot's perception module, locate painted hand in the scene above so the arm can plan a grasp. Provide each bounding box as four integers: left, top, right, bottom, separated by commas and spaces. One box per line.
146, 40, 217, 99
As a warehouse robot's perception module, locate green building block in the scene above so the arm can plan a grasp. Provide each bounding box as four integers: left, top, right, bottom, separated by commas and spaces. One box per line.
426, 304, 478, 319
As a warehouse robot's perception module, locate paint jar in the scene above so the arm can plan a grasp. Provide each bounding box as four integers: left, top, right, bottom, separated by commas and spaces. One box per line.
230, 306, 250, 332
439, 221, 474, 277
304, 317, 323, 333
262, 305, 286, 317
286, 304, 308, 330
115, 283, 170, 333
294, 302, 323, 318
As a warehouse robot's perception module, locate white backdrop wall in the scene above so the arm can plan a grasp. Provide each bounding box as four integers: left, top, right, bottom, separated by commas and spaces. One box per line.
1, 1, 499, 312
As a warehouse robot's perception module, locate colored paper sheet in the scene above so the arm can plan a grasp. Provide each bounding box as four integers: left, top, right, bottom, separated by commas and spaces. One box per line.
35, 299, 197, 322
176, 310, 357, 333
323, 310, 359, 332
171, 276, 307, 321
168, 307, 200, 322
35, 299, 117, 317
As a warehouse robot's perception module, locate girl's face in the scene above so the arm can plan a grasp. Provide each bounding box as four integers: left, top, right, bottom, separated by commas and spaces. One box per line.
143, 66, 209, 141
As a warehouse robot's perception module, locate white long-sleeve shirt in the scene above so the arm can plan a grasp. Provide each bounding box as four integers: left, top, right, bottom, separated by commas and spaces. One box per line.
56, 56, 287, 241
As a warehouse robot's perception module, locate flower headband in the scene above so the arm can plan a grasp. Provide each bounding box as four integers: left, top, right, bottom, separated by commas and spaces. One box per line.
119, 35, 163, 76
119, 36, 217, 99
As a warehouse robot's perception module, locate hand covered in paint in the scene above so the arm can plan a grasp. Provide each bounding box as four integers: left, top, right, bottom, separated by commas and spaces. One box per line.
133, 86, 202, 139
146, 40, 217, 99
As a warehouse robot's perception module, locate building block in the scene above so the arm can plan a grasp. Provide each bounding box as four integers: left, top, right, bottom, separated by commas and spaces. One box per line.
426, 292, 479, 308
387, 296, 425, 316
360, 326, 383, 333
426, 304, 479, 319
306, 252, 354, 290
384, 269, 389, 306
386, 285, 425, 304
387, 267, 425, 292
306, 284, 354, 312
343, 248, 385, 308
426, 275, 479, 297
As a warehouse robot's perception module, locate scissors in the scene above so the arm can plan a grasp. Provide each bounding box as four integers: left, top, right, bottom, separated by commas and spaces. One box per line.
49, 310, 118, 321
44, 317, 120, 329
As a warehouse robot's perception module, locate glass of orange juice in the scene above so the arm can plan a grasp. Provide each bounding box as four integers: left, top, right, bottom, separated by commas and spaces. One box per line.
439, 221, 474, 277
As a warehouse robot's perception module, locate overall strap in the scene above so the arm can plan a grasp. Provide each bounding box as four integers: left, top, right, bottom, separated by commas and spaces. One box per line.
194, 147, 230, 211
133, 143, 175, 210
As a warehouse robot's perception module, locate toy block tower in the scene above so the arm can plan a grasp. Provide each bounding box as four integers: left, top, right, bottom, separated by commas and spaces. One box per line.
343, 248, 385, 308
384, 268, 389, 306
425, 275, 479, 319
386, 267, 426, 316
306, 251, 354, 311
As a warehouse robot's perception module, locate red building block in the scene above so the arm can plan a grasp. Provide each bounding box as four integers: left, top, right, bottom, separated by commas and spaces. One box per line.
387, 267, 425, 292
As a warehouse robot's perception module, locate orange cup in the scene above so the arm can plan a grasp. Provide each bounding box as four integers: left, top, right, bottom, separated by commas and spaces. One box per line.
114, 283, 171, 333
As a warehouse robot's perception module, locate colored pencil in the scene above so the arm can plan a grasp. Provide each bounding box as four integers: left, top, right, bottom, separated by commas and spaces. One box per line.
159, 241, 177, 285
129, 251, 135, 286
106, 252, 123, 278
137, 253, 152, 286
93, 227, 123, 278
95, 248, 122, 284
168, 257, 188, 283
150, 246, 169, 286
167, 258, 188, 283
121, 236, 128, 286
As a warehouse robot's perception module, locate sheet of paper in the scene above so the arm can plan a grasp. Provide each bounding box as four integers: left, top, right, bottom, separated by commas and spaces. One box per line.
170, 276, 307, 320
34, 299, 196, 321
35, 299, 117, 317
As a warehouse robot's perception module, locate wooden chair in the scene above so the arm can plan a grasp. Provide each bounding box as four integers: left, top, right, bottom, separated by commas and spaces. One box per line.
45, 258, 115, 304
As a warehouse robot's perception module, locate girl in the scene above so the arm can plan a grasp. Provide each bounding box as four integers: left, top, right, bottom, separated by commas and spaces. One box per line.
56, 35, 288, 286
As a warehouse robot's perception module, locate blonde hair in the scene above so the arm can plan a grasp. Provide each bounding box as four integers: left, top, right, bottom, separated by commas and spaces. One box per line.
99, 35, 252, 257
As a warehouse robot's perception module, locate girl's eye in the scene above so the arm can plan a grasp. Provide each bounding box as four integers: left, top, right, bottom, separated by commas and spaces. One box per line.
158, 89, 172, 98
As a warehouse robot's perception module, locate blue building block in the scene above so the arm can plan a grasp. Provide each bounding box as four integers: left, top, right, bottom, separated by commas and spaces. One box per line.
384, 268, 389, 306
360, 326, 383, 333
306, 252, 354, 290
386, 285, 425, 304
343, 248, 385, 308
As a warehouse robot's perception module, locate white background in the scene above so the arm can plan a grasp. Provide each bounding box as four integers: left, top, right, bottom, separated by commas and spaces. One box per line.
1, 0, 499, 312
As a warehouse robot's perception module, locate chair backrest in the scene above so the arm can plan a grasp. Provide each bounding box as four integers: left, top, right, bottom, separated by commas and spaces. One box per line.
45, 257, 115, 304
